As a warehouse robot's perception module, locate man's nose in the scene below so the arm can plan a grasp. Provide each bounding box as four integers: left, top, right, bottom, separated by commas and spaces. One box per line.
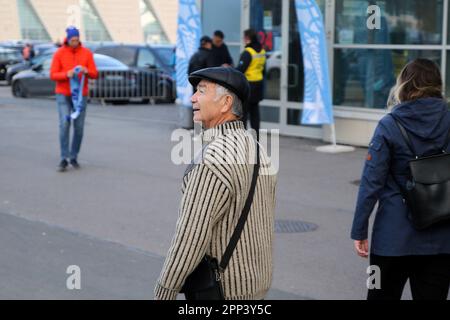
191, 91, 198, 103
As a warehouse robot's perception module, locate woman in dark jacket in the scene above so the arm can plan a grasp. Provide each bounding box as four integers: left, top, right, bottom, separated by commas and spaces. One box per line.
351, 59, 450, 300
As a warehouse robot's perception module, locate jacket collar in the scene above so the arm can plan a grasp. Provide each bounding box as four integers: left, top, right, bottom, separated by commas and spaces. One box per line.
202, 120, 245, 143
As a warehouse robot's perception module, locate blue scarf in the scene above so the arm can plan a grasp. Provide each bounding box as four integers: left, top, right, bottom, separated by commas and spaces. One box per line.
67, 66, 86, 121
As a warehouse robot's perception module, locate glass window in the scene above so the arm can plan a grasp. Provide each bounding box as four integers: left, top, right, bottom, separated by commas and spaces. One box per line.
153, 47, 175, 67
16, 0, 51, 41
335, 0, 443, 45
94, 55, 127, 69
140, 0, 169, 44
445, 52, 450, 99
250, 0, 282, 100
333, 49, 441, 108
260, 105, 280, 123
202, 0, 242, 43
137, 48, 156, 68
97, 47, 136, 67
81, 0, 112, 42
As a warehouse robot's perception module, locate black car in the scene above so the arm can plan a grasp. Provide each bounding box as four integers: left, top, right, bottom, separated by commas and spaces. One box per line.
0, 48, 22, 81
94, 44, 176, 103
5, 49, 56, 85
11, 54, 138, 102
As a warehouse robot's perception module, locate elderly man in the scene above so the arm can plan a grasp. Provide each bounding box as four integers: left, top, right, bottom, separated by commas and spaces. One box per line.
155, 67, 277, 300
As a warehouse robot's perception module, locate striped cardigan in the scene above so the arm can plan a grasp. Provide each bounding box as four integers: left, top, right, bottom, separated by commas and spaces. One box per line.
155, 120, 277, 300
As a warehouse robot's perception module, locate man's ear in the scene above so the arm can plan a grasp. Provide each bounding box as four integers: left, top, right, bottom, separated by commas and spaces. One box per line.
220, 95, 233, 113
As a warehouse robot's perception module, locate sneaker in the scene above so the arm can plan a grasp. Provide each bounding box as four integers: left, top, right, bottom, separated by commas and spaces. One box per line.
58, 159, 68, 172
70, 159, 80, 169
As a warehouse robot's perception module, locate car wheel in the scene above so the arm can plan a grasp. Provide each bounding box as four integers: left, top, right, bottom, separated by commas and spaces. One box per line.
12, 81, 27, 98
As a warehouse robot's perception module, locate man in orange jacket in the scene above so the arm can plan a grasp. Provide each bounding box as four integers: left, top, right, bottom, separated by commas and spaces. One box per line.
50, 26, 98, 172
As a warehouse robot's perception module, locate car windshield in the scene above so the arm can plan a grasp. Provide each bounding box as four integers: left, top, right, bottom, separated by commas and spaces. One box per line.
153, 47, 174, 67
94, 54, 128, 68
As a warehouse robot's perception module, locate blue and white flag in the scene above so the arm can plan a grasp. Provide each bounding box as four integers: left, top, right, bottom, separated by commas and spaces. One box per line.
295, 0, 333, 125
68, 65, 85, 121
176, 0, 202, 106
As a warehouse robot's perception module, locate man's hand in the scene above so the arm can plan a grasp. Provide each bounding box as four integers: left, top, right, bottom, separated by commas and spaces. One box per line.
81, 66, 88, 74
67, 69, 75, 78
354, 239, 369, 258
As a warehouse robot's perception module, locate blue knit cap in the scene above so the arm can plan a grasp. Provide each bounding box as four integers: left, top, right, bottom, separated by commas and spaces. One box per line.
66, 26, 80, 41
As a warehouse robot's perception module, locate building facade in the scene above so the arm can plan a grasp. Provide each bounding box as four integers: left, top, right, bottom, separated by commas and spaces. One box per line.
201, 0, 450, 146
0, 0, 177, 45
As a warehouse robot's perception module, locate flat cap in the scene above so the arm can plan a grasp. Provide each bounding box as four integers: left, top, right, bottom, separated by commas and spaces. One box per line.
189, 67, 250, 103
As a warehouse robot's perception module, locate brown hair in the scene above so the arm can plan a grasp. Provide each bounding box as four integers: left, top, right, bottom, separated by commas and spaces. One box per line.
388, 58, 443, 107
243, 28, 258, 43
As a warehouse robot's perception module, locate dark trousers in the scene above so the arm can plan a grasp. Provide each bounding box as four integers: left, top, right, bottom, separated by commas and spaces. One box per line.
242, 101, 260, 135
367, 254, 450, 300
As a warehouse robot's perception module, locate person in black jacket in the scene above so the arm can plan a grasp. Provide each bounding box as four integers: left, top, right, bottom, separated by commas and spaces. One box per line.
188, 36, 215, 97
211, 30, 233, 67
237, 29, 266, 135
188, 36, 214, 76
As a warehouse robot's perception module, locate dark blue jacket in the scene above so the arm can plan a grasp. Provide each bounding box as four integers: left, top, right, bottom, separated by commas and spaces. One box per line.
351, 97, 450, 256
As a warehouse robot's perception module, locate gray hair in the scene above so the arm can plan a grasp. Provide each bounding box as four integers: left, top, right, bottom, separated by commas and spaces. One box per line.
214, 84, 243, 119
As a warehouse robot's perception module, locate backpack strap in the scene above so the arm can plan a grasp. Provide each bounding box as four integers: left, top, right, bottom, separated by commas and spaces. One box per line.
389, 114, 419, 158
219, 138, 260, 272
443, 127, 450, 152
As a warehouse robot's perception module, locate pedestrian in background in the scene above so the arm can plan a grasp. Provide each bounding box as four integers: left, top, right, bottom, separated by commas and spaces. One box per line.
351, 58, 450, 300
211, 30, 233, 67
22, 43, 35, 61
50, 26, 98, 172
188, 36, 214, 76
237, 29, 266, 135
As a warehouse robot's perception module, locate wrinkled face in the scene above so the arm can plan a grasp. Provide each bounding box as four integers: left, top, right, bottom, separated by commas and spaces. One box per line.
213, 36, 223, 47
68, 36, 80, 48
191, 80, 229, 128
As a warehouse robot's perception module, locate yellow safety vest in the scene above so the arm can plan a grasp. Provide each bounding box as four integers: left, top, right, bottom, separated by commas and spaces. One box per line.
244, 47, 266, 82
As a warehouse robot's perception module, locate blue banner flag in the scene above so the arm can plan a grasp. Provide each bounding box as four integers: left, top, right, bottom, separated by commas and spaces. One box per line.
176, 0, 202, 106
295, 0, 333, 125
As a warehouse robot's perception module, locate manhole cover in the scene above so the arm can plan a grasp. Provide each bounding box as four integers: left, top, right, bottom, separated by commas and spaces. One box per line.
274, 220, 318, 233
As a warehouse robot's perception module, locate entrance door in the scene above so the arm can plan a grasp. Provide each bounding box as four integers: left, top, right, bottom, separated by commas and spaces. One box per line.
245, 0, 325, 138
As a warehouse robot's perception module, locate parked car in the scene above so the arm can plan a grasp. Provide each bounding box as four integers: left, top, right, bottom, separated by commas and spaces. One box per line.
94, 44, 176, 103
5, 48, 56, 85
11, 53, 138, 102
0, 48, 22, 81
33, 42, 58, 56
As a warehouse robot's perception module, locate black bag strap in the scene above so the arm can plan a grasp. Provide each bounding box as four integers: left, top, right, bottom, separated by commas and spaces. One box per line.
443, 127, 450, 152
389, 114, 418, 158
390, 114, 450, 155
219, 139, 260, 272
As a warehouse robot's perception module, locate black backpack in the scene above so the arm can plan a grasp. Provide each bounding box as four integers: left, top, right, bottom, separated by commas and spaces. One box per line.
390, 115, 450, 230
